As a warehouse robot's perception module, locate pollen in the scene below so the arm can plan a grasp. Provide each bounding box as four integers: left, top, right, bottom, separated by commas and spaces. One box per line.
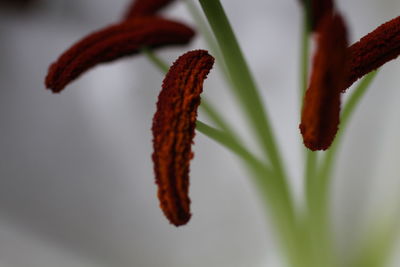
152, 50, 214, 226
45, 17, 194, 93
345, 15, 400, 90
300, 14, 348, 151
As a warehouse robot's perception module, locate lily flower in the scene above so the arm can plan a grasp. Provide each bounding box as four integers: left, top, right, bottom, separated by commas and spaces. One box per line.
45, 0, 400, 237
42, 0, 400, 265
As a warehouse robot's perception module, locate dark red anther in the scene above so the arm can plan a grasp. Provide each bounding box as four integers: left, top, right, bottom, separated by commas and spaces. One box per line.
152, 50, 214, 226
45, 17, 195, 93
345, 15, 400, 90
300, 14, 348, 151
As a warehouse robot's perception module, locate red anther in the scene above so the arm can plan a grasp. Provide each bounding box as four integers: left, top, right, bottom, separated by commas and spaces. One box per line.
45, 17, 195, 93
300, 14, 348, 151
152, 50, 214, 226
345, 15, 400, 90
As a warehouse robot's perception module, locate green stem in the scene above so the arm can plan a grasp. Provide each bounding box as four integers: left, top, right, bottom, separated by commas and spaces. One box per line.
312, 71, 378, 267
183, 0, 233, 91
196, 120, 263, 166
197, 121, 307, 267
183, 0, 254, 168
183, 0, 224, 67
306, 149, 335, 267
200, 100, 233, 134
141, 47, 169, 73
198, 1, 304, 266
198, 0, 287, 181
318, 71, 378, 198
349, 211, 400, 267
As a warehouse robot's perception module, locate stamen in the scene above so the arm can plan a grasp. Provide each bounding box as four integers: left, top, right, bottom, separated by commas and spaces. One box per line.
345, 15, 400, 90
152, 50, 214, 226
300, 14, 348, 151
45, 17, 194, 93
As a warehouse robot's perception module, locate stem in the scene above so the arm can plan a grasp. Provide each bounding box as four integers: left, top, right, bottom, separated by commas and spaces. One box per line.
200, 100, 233, 134
306, 148, 335, 267
311, 71, 378, 267
183, 0, 224, 67
196, 120, 263, 166
318, 71, 378, 198
141, 47, 169, 73
198, 0, 287, 181
198, 1, 304, 266
349, 211, 400, 267
197, 121, 307, 267
183, 0, 233, 92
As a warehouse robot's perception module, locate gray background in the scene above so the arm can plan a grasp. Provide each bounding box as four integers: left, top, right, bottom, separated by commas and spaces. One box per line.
0, 0, 400, 266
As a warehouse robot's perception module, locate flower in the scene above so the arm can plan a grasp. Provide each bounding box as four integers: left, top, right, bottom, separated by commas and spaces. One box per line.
45, 0, 400, 230
152, 50, 214, 226
40, 1, 400, 265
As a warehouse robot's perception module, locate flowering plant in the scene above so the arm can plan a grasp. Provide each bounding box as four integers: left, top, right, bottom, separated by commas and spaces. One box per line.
45, 0, 400, 266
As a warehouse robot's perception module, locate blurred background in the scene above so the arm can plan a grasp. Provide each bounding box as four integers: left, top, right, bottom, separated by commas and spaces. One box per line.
0, 0, 400, 266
